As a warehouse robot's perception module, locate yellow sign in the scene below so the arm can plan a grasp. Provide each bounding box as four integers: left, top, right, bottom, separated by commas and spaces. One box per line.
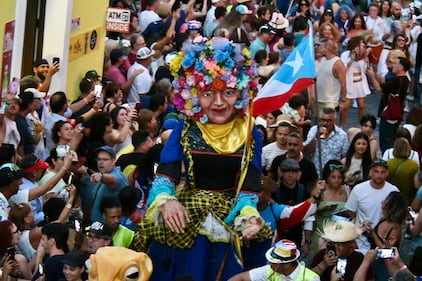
69, 27, 100, 62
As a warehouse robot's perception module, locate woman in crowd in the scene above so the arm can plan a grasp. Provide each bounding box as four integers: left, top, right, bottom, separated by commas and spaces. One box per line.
105, 106, 137, 154
8, 186, 77, 264
392, 33, 414, 67
39, 147, 69, 200
264, 110, 282, 144
102, 83, 123, 113
318, 22, 340, 42
137, 109, 158, 138
0, 220, 31, 280
60, 251, 87, 281
84, 112, 113, 172
311, 159, 349, 253
342, 132, 372, 187
52, 120, 83, 154
340, 36, 371, 127
383, 127, 420, 166
386, 138, 419, 205
379, 0, 392, 20
347, 14, 368, 39
367, 191, 407, 280
335, 5, 352, 44
347, 114, 378, 159
214, 6, 250, 46
313, 8, 338, 34
288, 0, 315, 32
132, 37, 273, 281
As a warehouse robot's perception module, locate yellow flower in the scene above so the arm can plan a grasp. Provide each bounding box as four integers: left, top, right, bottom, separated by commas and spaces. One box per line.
191, 88, 198, 97
185, 100, 193, 109
170, 52, 184, 77
242, 48, 250, 59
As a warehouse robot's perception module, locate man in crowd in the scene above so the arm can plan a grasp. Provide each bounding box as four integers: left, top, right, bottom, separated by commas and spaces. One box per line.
269, 132, 318, 191
310, 220, 375, 281
79, 145, 128, 224
262, 120, 292, 174
31, 223, 69, 281
87, 220, 113, 254
33, 58, 59, 93
228, 239, 320, 281
127, 47, 154, 104
345, 159, 399, 251
304, 107, 348, 176
100, 196, 134, 248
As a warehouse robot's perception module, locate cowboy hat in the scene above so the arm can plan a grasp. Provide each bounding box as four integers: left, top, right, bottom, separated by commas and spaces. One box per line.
319, 220, 363, 243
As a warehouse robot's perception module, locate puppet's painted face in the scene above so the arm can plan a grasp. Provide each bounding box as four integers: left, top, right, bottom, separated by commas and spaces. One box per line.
86, 247, 152, 281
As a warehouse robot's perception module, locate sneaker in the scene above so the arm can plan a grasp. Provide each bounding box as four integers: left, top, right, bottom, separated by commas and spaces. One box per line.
404, 104, 410, 112
352, 100, 358, 108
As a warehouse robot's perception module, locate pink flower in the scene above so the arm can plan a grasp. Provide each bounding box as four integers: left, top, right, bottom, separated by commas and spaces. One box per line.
226, 76, 237, 88
180, 89, 192, 100
173, 93, 186, 111
204, 60, 217, 71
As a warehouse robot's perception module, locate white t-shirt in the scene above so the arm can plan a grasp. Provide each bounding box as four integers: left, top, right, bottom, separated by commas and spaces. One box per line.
345, 180, 399, 251
261, 142, 287, 172
382, 148, 420, 167
138, 10, 160, 33
127, 62, 153, 103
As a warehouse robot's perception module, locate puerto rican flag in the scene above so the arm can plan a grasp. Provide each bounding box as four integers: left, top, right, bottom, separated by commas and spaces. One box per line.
252, 22, 316, 116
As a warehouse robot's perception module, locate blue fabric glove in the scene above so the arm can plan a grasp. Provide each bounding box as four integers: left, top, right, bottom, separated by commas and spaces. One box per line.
224, 192, 258, 226
146, 176, 176, 208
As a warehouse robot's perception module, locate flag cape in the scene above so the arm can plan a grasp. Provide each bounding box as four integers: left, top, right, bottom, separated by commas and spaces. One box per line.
253, 22, 316, 116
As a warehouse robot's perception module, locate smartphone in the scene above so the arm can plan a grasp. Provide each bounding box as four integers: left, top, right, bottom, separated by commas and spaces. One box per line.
52, 57, 60, 64
67, 172, 74, 186
326, 244, 336, 256
135, 102, 142, 111
336, 258, 347, 277
38, 264, 44, 275
6, 246, 15, 260
0, 102, 7, 115
74, 220, 81, 232
94, 84, 103, 99
377, 248, 395, 259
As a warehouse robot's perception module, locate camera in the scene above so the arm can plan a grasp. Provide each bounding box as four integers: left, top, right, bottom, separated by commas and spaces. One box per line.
336, 258, 347, 276
376, 248, 395, 259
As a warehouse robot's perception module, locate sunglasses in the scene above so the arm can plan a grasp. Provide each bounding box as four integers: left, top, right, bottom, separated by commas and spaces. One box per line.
329, 164, 344, 171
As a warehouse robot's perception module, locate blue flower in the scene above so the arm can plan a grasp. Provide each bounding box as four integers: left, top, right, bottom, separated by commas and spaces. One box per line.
193, 105, 202, 113
236, 74, 249, 89
221, 73, 231, 81
214, 50, 229, 63
204, 75, 213, 85
199, 114, 208, 124
191, 97, 199, 106
182, 52, 195, 68
223, 44, 233, 53
234, 100, 243, 109
172, 79, 181, 90
224, 58, 235, 70
195, 60, 204, 72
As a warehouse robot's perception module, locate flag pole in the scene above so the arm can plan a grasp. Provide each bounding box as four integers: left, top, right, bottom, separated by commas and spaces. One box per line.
313, 77, 323, 179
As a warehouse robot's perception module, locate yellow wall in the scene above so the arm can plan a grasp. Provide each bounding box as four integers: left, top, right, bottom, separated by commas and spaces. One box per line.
66, 0, 108, 100
0, 0, 17, 71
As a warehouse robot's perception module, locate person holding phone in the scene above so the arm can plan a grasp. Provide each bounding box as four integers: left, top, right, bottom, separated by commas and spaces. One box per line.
0, 220, 32, 280
310, 220, 375, 281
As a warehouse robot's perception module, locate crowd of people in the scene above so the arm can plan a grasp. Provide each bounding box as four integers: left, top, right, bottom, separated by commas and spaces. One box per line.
2, 0, 422, 280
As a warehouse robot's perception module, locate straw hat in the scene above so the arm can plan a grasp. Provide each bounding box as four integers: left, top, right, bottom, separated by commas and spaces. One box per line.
319, 220, 363, 243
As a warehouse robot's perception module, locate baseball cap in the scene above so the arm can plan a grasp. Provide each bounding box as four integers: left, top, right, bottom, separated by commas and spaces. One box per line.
20, 154, 50, 173
325, 8, 333, 14
23, 88, 46, 99
0, 165, 24, 188
187, 20, 202, 31
85, 70, 101, 82
96, 145, 116, 159
90, 221, 112, 239
280, 158, 300, 171
63, 251, 86, 267
136, 47, 155, 60
236, 4, 252, 15
165, 52, 177, 66
370, 159, 388, 169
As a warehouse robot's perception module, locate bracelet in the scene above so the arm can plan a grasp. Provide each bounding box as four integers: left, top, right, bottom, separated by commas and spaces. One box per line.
65, 203, 72, 209
100, 172, 104, 181
83, 97, 89, 104
90, 108, 96, 112
400, 265, 408, 270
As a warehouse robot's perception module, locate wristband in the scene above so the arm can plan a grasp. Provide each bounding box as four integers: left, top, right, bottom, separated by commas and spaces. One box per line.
66, 203, 72, 209
400, 265, 408, 270
83, 97, 89, 104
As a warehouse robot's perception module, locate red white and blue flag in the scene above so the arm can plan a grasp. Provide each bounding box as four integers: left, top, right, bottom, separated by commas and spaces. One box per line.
252, 22, 316, 116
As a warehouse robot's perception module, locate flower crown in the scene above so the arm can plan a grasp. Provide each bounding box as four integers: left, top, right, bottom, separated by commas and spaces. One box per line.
170, 36, 258, 123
